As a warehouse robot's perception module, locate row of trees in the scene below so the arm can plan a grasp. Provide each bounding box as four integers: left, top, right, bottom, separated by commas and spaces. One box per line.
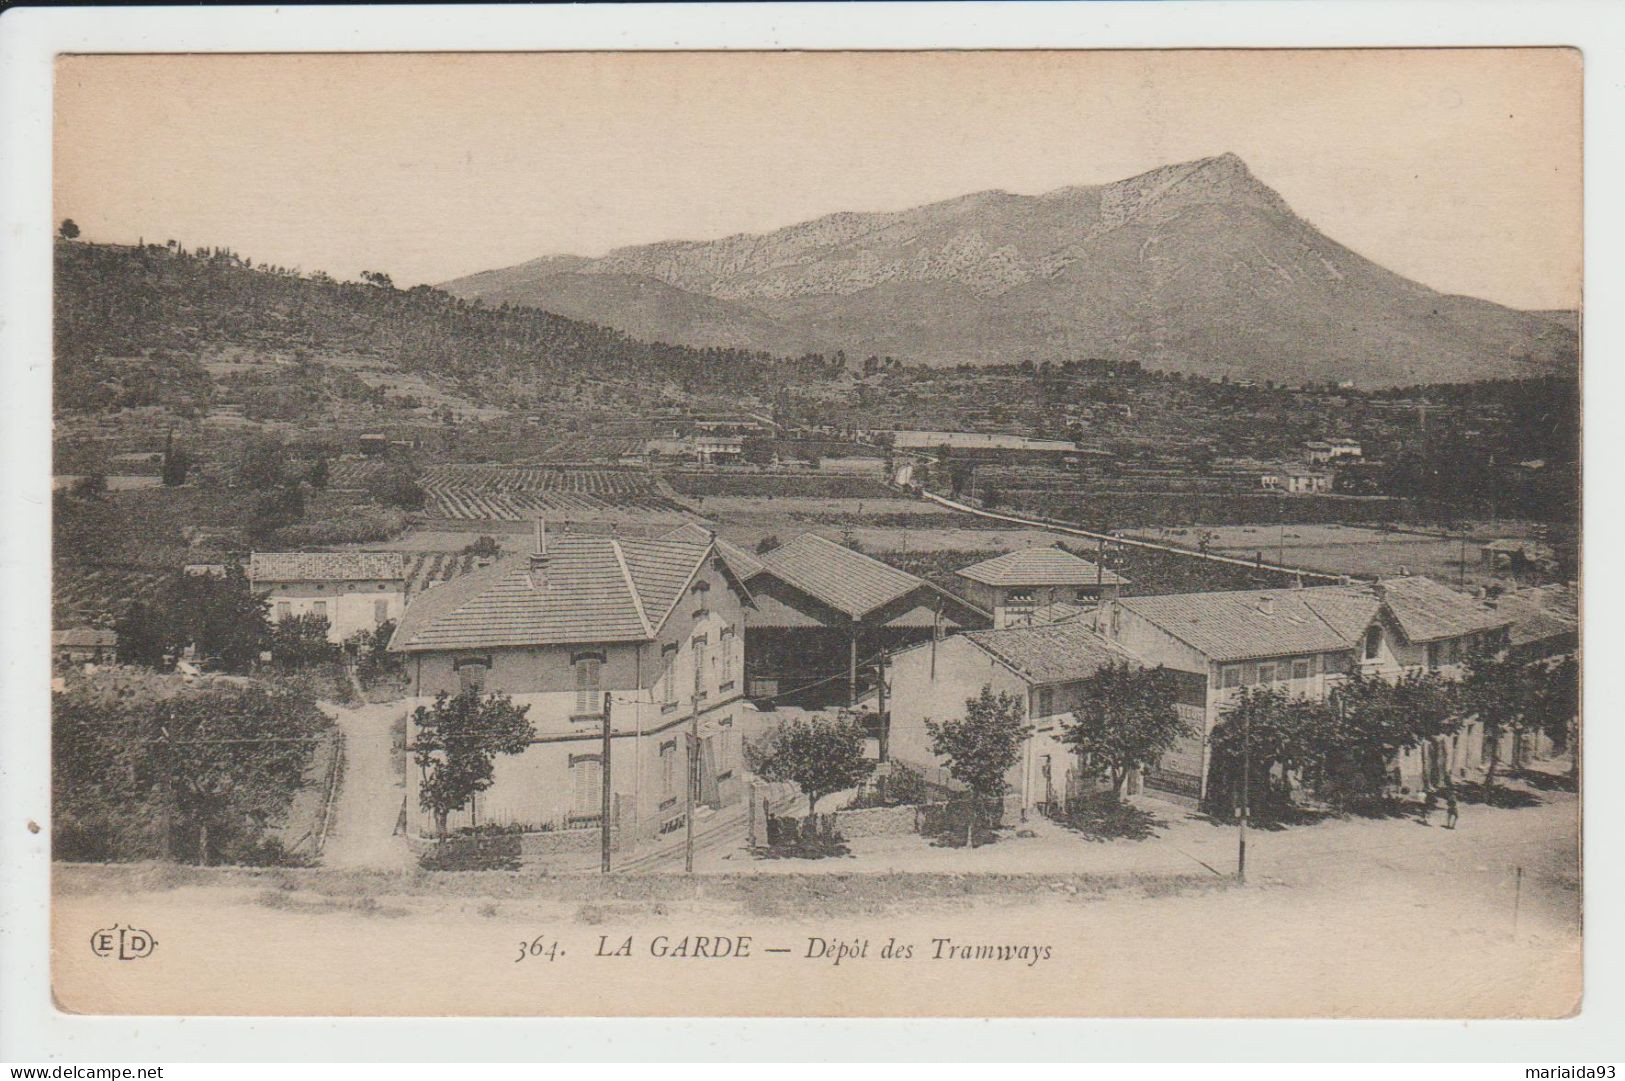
1207, 652, 1579, 814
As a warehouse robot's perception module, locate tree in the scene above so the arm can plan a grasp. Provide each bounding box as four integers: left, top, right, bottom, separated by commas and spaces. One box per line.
1528, 655, 1579, 761
114, 602, 168, 668
71, 473, 107, 498
59, 218, 80, 240
1061, 662, 1191, 800
270, 612, 337, 669
161, 445, 192, 487
236, 433, 290, 490
755, 534, 782, 555
1208, 686, 1331, 813
52, 669, 327, 863
1460, 648, 1530, 791
162, 564, 271, 671
925, 685, 1031, 847
742, 434, 775, 466
366, 463, 426, 510
305, 455, 330, 490
249, 483, 305, 539
747, 714, 872, 817
412, 690, 536, 840
463, 535, 501, 557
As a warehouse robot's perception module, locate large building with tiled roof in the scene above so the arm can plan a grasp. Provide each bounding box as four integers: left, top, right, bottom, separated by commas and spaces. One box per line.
738, 531, 990, 709
389, 521, 757, 846
249, 550, 406, 644
886, 621, 1161, 814
953, 545, 1130, 628
1103, 577, 1513, 801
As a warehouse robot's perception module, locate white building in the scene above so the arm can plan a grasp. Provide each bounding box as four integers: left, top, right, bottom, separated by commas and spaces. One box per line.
250, 551, 407, 643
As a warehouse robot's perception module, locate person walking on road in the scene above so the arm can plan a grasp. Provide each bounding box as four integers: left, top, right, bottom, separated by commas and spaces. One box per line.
1445, 789, 1460, 830
1419, 790, 1437, 826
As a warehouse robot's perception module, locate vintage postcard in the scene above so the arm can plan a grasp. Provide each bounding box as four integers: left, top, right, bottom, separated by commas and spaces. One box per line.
43, 47, 1581, 1019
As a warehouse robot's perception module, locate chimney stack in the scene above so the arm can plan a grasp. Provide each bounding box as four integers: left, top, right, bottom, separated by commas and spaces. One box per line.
1258, 596, 1275, 615
530, 517, 550, 587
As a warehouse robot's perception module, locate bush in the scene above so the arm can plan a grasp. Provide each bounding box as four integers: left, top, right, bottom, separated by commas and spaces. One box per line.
757, 813, 850, 860
417, 834, 521, 871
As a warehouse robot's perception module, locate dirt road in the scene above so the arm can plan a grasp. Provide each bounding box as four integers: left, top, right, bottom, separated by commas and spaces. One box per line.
319, 699, 412, 871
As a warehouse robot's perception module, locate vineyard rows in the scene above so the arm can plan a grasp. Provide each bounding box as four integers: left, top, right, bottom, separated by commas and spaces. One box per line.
55, 567, 173, 624
420, 465, 685, 520
404, 551, 480, 596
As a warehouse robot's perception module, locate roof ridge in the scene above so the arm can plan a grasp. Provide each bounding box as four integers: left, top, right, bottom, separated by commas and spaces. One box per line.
610, 539, 655, 639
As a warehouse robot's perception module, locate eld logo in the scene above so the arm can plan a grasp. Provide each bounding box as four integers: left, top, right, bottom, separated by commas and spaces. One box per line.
90, 924, 157, 960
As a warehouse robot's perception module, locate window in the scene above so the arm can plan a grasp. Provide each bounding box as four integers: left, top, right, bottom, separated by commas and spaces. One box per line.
1427, 642, 1443, 669
719, 626, 736, 689
1036, 687, 1055, 718
312, 600, 327, 619
661, 644, 679, 710
1325, 652, 1351, 675
692, 634, 709, 700
457, 659, 487, 694
1364, 625, 1382, 660
571, 755, 603, 817
1292, 658, 1311, 682
573, 653, 604, 716
660, 740, 678, 804
1257, 663, 1276, 685
1221, 665, 1243, 689
1241, 664, 1259, 687
374, 599, 389, 624
275, 601, 292, 621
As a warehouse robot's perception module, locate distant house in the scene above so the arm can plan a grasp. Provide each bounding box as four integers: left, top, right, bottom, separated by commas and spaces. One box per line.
53, 626, 118, 666
953, 545, 1129, 628
1489, 583, 1578, 663
1260, 464, 1334, 494
887, 621, 1145, 813
249, 551, 407, 643
1480, 539, 1528, 572
1101, 577, 1514, 801
1305, 438, 1362, 464
888, 430, 1079, 464
387, 523, 756, 843
737, 532, 989, 709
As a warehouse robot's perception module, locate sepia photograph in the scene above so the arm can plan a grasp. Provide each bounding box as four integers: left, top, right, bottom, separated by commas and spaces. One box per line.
25, 41, 1587, 1026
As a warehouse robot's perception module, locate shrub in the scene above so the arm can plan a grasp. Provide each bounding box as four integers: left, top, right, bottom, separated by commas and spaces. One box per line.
417, 834, 521, 871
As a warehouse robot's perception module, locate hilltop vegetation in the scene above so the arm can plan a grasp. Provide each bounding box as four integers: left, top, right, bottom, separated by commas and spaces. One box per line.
54, 240, 776, 418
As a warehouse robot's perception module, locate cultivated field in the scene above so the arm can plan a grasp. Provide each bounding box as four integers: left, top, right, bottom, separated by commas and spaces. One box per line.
666, 472, 897, 500
55, 566, 173, 625
1135, 522, 1547, 587
419, 465, 689, 521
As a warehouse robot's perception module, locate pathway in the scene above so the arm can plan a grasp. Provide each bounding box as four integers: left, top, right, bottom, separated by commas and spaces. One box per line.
320, 697, 414, 871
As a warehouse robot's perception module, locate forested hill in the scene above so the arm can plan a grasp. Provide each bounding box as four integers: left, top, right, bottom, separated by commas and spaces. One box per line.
53, 240, 779, 415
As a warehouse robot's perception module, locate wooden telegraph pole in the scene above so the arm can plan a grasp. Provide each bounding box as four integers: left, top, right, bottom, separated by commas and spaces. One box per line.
600, 690, 613, 873
685, 646, 702, 874
1237, 704, 1250, 883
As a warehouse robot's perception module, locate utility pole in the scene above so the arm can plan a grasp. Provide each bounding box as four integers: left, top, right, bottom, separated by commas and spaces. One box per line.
1237, 705, 1250, 883
685, 646, 702, 874
600, 690, 613, 874
876, 647, 889, 762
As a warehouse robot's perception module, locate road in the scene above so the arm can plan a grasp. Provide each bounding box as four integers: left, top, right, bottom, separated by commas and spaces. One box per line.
319, 697, 413, 871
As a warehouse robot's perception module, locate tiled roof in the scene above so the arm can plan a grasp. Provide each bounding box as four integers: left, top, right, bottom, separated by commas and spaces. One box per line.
1118, 586, 1380, 663
388, 534, 716, 652
1490, 584, 1577, 649
955, 545, 1129, 587
961, 622, 1143, 686
753, 533, 929, 619
1376, 576, 1514, 643
659, 523, 765, 580
250, 551, 406, 583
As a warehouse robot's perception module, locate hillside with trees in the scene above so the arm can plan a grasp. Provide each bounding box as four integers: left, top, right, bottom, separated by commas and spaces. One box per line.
54, 240, 778, 417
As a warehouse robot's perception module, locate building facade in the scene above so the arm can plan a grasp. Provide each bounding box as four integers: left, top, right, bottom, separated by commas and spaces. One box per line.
249, 551, 407, 643
952, 545, 1129, 628
388, 525, 755, 846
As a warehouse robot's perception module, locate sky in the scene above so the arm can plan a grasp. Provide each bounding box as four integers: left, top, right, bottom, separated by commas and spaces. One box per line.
54, 49, 1581, 310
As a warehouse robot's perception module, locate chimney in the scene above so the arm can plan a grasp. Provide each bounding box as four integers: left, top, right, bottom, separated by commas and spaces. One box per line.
1258, 596, 1275, 615
530, 517, 549, 587
1290, 576, 1304, 591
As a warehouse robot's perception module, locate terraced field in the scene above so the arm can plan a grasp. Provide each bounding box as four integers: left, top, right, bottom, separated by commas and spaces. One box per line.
419, 465, 688, 521
55, 566, 173, 625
